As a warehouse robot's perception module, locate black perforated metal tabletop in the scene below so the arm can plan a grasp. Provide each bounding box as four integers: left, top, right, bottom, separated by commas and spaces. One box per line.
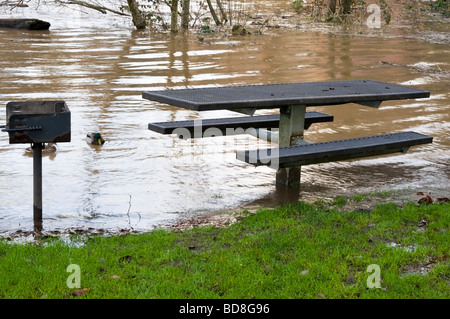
142, 80, 430, 111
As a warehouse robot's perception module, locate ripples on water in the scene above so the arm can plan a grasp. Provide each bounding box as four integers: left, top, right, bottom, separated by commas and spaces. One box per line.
0, 5, 448, 236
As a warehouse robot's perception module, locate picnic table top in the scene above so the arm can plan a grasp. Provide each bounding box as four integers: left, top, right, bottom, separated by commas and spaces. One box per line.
142, 80, 430, 111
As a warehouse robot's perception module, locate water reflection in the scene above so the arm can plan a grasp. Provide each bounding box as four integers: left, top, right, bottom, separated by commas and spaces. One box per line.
0, 7, 449, 237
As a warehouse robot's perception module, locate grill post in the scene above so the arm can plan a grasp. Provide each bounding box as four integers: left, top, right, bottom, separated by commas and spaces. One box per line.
32, 142, 43, 232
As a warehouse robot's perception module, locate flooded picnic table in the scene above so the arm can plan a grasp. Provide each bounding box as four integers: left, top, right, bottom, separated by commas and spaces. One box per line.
0, 2, 448, 237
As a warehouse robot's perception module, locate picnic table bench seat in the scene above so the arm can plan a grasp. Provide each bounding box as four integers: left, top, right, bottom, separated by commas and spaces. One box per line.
236, 131, 433, 168
148, 111, 333, 136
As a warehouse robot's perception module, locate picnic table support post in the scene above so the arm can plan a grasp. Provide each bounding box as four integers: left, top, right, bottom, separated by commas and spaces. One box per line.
276, 105, 306, 186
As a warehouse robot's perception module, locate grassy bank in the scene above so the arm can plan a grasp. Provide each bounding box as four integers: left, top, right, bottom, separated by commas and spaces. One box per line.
0, 195, 448, 299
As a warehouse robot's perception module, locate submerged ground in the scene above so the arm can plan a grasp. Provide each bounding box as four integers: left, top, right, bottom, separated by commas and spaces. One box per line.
0, 0, 448, 237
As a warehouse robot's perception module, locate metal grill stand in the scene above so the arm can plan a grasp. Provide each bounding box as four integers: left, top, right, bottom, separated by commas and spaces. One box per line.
2, 101, 71, 233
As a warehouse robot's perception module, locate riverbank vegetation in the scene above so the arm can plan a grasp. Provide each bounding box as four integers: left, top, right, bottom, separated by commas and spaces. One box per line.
4, 0, 449, 32
0, 193, 448, 299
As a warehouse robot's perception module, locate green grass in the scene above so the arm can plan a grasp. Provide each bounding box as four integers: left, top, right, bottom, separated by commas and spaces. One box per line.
0, 197, 448, 299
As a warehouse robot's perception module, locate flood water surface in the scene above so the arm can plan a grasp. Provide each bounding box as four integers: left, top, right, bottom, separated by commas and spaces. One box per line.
0, 5, 449, 236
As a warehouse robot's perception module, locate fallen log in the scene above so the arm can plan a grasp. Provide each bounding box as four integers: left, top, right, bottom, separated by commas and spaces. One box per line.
0, 3, 29, 7
0, 19, 51, 30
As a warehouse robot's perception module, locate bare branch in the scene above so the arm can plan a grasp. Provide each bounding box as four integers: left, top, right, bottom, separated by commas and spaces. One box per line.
55, 0, 129, 16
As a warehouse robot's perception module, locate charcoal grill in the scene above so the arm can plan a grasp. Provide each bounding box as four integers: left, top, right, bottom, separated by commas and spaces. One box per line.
2, 101, 71, 232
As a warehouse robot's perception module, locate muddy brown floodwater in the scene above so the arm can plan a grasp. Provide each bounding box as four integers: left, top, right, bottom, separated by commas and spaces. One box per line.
0, 2, 448, 238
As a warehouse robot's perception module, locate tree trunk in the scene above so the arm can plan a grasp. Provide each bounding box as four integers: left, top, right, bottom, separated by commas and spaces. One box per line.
127, 0, 146, 30
216, 0, 228, 23
227, 0, 233, 25
340, 0, 353, 15
328, 0, 337, 14
206, 0, 221, 26
171, 0, 179, 33
181, 0, 190, 31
